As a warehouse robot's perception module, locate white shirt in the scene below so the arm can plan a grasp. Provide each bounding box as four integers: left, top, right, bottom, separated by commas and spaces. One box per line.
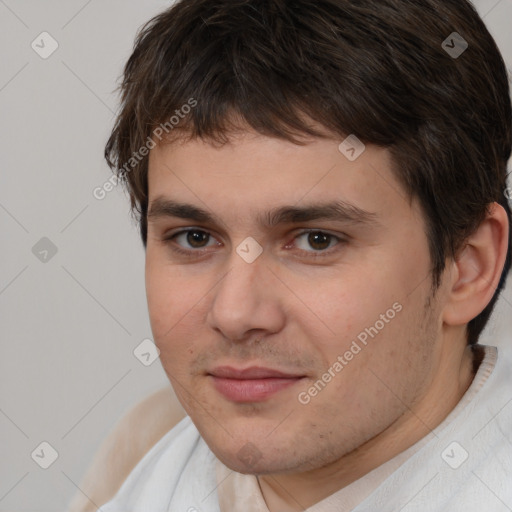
100, 344, 512, 511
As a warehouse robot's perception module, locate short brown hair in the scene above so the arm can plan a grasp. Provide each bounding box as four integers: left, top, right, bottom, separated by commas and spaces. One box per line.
105, 0, 512, 345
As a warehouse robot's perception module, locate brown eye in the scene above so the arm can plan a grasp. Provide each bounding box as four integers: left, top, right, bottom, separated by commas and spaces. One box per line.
185, 230, 210, 248
293, 230, 341, 255
306, 232, 332, 251
163, 229, 220, 256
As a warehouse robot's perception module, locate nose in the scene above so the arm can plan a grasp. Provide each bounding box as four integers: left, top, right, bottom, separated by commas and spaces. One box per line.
206, 249, 285, 343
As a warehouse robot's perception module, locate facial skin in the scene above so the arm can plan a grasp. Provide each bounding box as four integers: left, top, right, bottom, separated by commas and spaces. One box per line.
145, 128, 508, 511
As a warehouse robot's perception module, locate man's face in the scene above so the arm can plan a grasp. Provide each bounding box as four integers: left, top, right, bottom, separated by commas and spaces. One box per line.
145, 131, 445, 475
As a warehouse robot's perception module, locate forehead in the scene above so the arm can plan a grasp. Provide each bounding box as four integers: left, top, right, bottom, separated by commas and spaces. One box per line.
146, 132, 418, 232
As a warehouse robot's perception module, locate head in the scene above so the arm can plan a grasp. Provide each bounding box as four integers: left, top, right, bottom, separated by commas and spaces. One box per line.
105, 0, 511, 475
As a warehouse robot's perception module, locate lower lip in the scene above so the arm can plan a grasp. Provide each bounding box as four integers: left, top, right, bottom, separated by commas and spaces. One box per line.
210, 376, 303, 402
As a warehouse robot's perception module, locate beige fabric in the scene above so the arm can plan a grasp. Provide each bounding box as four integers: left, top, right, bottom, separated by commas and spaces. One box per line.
67, 386, 186, 512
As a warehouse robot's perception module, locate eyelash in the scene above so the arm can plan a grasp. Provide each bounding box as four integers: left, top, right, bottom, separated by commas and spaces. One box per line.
162, 228, 346, 259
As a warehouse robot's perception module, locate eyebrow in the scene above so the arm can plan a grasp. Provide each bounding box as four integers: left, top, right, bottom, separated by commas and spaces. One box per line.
147, 197, 381, 229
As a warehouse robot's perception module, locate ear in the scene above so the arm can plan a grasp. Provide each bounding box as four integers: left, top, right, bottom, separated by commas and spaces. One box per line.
442, 202, 509, 326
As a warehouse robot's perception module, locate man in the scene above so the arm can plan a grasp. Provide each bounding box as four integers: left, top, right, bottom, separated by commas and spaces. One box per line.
100, 0, 512, 510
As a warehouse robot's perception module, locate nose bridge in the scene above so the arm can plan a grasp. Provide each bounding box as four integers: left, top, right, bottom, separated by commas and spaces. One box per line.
221, 233, 268, 296
207, 247, 278, 340
216, 249, 264, 311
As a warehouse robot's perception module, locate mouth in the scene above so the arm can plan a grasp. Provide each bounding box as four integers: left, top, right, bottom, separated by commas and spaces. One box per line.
207, 366, 306, 403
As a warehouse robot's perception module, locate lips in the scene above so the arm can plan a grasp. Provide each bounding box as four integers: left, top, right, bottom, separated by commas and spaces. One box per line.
208, 366, 305, 402
209, 366, 303, 379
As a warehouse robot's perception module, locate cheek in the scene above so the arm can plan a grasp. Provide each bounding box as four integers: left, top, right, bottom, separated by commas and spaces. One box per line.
300, 266, 399, 340
145, 260, 201, 351
295, 262, 420, 400
146, 267, 175, 337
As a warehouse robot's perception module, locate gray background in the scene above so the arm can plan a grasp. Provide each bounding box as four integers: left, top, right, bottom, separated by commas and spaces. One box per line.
1, 0, 511, 510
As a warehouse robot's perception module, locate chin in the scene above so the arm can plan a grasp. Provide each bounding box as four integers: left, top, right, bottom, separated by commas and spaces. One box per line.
215, 449, 286, 475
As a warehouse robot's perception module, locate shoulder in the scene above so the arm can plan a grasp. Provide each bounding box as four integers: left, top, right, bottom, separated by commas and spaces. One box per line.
100, 415, 215, 510
67, 386, 187, 512
112, 411, 204, 491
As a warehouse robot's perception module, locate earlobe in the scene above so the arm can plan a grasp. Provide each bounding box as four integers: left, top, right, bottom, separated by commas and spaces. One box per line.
442, 202, 509, 326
